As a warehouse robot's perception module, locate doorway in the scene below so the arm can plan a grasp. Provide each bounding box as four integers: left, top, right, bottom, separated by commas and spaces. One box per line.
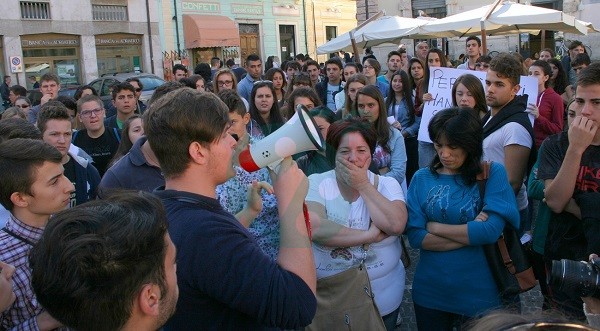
239, 24, 260, 60
279, 25, 296, 61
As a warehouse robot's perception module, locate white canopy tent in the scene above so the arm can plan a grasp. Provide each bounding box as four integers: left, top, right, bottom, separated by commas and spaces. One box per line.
316, 15, 447, 55
421, 0, 596, 50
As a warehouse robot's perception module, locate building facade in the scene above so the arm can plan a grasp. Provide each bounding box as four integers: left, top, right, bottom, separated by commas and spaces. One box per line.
158, 0, 356, 71
0, 0, 162, 89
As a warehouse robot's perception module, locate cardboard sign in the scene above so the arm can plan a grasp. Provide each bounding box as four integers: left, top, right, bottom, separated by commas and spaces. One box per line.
418, 67, 538, 143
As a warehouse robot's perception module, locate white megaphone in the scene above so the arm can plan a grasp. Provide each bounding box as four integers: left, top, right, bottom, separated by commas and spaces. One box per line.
239, 104, 324, 172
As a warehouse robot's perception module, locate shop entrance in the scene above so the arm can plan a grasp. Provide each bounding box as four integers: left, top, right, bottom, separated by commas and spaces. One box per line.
95, 34, 143, 76
21, 34, 81, 87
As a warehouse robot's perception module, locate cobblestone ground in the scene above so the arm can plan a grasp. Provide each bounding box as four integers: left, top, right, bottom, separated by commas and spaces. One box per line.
395, 237, 543, 330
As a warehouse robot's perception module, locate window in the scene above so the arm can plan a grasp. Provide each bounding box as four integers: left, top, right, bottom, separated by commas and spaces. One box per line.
412, 7, 446, 19
411, 0, 446, 19
325, 26, 337, 41
92, 4, 128, 21
20, 1, 50, 20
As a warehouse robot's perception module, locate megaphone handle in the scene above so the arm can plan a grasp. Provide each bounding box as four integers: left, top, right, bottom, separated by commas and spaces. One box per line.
303, 202, 312, 240
267, 159, 283, 174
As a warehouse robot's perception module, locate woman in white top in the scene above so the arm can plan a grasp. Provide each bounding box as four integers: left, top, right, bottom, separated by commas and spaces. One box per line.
307, 117, 408, 331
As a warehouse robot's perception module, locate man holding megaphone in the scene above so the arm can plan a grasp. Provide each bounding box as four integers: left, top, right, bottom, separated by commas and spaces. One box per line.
147, 88, 317, 330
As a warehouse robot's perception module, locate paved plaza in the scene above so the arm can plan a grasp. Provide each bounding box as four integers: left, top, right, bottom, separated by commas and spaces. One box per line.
396, 238, 544, 330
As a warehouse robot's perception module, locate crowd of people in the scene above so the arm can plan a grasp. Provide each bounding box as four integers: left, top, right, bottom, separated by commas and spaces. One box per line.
0, 37, 598, 331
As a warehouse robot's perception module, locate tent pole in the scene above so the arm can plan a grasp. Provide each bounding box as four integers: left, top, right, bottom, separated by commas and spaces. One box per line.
541, 30, 546, 50
350, 10, 385, 62
481, 28, 487, 54
480, 0, 503, 54
350, 32, 360, 63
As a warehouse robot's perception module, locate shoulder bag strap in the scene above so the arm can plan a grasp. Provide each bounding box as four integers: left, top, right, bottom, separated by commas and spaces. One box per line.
1, 227, 35, 246
476, 161, 491, 203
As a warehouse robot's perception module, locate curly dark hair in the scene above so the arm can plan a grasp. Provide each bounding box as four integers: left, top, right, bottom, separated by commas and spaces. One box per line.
489, 53, 522, 86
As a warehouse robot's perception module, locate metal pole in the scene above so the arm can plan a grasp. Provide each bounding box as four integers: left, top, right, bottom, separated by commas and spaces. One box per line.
312, 1, 318, 58
145, 0, 155, 74
302, 0, 309, 55
173, 0, 181, 57
365, 0, 369, 20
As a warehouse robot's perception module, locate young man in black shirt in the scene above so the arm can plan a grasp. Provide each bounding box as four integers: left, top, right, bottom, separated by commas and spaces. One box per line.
38, 101, 100, 206
72, 94, 120, 176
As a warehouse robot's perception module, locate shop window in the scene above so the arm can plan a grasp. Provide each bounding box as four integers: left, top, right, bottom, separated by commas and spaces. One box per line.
20, 1, 51, 20
92, 4, 128, 21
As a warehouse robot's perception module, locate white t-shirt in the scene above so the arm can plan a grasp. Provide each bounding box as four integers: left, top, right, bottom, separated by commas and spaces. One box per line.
482, 121, 532, 210
306, 170, 406, 315
334, 91, 345, 112
326, 83, 340, 111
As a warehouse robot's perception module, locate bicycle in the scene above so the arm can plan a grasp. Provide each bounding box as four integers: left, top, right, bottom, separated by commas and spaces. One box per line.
555, 39, 592, 59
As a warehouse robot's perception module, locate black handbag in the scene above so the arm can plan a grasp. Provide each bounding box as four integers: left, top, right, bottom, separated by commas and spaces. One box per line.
478, 162, 537, 295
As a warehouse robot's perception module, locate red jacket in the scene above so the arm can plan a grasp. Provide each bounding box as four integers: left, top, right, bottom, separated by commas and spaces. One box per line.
534, 87, 564, 148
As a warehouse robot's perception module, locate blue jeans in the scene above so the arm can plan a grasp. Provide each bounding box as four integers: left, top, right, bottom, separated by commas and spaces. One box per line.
413, 303, 471, 331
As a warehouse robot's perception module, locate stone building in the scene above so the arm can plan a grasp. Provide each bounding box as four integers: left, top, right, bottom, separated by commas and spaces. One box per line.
0, 0, 162, 88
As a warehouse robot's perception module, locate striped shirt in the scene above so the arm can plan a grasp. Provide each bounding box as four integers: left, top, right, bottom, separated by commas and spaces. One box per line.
0, 214, 44, 331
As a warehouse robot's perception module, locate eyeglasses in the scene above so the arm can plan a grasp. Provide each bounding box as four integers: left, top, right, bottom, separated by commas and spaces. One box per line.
16, 104, 30, 108
217, 80, 233, 87
134, 88, 142, 92
80, 108, 104, 118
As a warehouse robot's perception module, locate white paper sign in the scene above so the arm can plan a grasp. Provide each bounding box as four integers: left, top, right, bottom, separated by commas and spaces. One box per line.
418, 67, 538, 143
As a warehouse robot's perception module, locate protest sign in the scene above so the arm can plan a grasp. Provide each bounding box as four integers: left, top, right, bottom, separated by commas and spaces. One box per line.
418, 67, 538, 142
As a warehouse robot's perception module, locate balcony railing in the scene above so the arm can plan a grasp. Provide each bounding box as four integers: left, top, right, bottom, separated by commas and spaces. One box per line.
92, 4, 128, 21
20, 1, 51, 20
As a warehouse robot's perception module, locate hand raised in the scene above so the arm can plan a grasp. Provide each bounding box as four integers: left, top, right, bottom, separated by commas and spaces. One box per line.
335, 156, 369, 190
526, 103, 539, 119
245, 180, 273, 214
568, 116, 598, 154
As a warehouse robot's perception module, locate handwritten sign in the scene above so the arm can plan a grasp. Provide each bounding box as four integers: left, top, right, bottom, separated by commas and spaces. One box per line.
417, 67, 538, 143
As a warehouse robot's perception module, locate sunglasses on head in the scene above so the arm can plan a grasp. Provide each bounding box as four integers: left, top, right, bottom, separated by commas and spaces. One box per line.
253, 80, 273, 86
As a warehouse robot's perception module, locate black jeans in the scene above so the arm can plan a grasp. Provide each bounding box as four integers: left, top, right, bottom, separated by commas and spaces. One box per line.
414, 303, 471, 331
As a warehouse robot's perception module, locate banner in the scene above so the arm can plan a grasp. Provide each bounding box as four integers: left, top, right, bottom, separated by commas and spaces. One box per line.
418, 67, 538, 143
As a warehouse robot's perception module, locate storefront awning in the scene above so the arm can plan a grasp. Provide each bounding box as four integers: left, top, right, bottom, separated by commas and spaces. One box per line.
183, 15, 241, 49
